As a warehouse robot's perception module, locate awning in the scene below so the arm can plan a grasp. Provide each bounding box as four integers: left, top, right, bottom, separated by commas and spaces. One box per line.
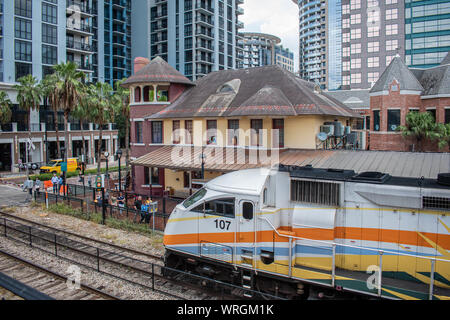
132, 146, 450, 179
131, 145, 282, 172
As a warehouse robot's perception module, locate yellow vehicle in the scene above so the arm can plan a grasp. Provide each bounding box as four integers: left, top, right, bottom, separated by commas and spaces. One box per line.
40, 158, 79, 174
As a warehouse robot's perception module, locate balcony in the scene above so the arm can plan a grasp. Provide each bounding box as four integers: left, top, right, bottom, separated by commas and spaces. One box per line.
66, 21, 93, 36
196, 54, 213, 64
236, 7, 244, 15
196, 41, 214, 52
77, 63, 94, 72
195, 29, 214, 40
195, 1, 214, 15
66, 0, 92, 17
236, 21, 244, 29
196, 15, 213, 27
112, 0, 126, 8
66, 40, 93, 54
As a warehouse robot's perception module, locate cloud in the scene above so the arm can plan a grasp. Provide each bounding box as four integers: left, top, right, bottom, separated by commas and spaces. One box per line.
241, 0, 299, 72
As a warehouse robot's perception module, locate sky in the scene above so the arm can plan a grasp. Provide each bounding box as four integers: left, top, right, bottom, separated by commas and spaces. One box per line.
241, 0, 299, 72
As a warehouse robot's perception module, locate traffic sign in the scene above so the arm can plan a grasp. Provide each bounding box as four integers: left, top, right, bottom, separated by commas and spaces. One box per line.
61, 162, 67, 172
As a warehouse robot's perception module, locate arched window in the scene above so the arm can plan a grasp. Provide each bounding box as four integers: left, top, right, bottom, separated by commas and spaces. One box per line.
143, 86, 151, 102
156, 85, 169, 102
134, 87, 141, 103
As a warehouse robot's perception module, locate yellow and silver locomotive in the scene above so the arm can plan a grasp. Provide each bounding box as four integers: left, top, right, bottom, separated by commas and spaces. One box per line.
163, 165, 450, 300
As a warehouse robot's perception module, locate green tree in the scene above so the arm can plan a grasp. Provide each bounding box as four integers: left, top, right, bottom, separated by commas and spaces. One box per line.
40, 73, 62, 159
14, 75, 42, 178
398, 111, 440, 152
53, 62, 85, 160
88, 82, 114, 173
0, 91, 12, 125
436, 122, 450, 150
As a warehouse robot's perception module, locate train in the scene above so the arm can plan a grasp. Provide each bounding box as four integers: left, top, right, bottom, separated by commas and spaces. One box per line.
163, 165, 450, 300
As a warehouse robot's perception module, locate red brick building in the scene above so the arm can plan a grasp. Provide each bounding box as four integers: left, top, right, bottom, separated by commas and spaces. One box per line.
121, 57, 195, 196
369, 53, 450, 152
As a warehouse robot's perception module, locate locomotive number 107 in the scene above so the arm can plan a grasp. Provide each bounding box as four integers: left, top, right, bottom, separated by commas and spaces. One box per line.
214, 219, 231, 231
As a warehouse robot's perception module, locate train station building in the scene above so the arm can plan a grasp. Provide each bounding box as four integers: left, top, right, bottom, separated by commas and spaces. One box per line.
124, 56, 447, 198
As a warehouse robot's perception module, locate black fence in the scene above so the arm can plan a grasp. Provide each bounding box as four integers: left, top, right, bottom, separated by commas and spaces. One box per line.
33, 188, 176, 233
34, 190, 84, 212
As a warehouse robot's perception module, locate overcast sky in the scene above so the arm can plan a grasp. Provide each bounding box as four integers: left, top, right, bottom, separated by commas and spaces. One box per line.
241, 0, 299, 72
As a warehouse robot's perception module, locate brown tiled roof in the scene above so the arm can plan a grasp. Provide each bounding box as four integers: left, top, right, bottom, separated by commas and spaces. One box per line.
132, 146, 450, 179
122, 56, 195, 87
147, 65, 360, 119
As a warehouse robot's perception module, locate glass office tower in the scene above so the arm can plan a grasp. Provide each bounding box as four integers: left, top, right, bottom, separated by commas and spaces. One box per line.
405, 0, 450, 68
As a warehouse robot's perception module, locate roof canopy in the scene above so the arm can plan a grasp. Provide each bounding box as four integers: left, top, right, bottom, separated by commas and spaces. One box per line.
122, 56, 195, 87
132, 146, 450, 179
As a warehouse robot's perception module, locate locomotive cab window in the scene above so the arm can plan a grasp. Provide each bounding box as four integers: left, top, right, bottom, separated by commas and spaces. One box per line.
182, 188, 207, 208
242, 202, 254, 220
193, 198, 235, 217
204, 198, 235, 218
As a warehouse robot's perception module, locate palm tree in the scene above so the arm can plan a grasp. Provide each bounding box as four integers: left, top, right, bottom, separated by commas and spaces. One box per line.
53, 62, 85, 160
14, 75, 42, 179
436, 122, 450, 150
398, 111, 440, 152
88, 82, 114, 173
113, 79, 131, 178
40, 73, 62, 159
73, 83, 91, 164
0, 91, 12, 126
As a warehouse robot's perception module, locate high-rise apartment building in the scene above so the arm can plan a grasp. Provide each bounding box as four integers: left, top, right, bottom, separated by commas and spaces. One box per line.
132, 0, 245, 82
341, 0, 405, 90
0, 0, 125, 172
327, 0, 342, 90
293, 0, 328, 89
241, 32, 294, 72
405, 0, 450, 68
93, 0, 132, 85
3, 0, 132, 85
275, 45, 295, 73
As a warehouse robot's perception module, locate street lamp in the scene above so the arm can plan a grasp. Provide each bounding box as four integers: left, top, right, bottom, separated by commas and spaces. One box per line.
199, 152, 206, 180
116, 149, 123, 192
104, 151, 110, 179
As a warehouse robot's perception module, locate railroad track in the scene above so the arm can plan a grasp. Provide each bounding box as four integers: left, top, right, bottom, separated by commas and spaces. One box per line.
0, 248, 120, 300
0, 211, 243, 300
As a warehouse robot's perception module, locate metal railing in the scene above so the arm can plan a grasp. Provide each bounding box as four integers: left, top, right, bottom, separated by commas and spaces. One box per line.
259, 217, 450, 300
0, 216, 284, 300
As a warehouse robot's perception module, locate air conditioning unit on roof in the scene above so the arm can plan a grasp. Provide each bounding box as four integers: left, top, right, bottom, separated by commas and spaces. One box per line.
320, 125, 334, 136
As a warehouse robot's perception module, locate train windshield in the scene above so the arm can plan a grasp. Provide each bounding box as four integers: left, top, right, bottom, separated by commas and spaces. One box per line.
182, 188, 207, 208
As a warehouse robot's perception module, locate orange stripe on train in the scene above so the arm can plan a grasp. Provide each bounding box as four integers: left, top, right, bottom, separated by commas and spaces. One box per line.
164, 227, 450, 250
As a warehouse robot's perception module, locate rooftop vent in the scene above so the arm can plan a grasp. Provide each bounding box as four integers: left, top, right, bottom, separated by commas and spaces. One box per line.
352, 172, 391, 184
437, 173, 450, 187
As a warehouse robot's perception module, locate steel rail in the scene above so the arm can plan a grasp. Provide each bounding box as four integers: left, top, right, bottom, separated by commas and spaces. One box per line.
0, 248, 120, 300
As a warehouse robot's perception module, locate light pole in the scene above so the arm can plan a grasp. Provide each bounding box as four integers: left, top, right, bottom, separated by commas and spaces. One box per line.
104, 151, 109, 179
116, 149, 122, 192
199, 151, 206, 180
